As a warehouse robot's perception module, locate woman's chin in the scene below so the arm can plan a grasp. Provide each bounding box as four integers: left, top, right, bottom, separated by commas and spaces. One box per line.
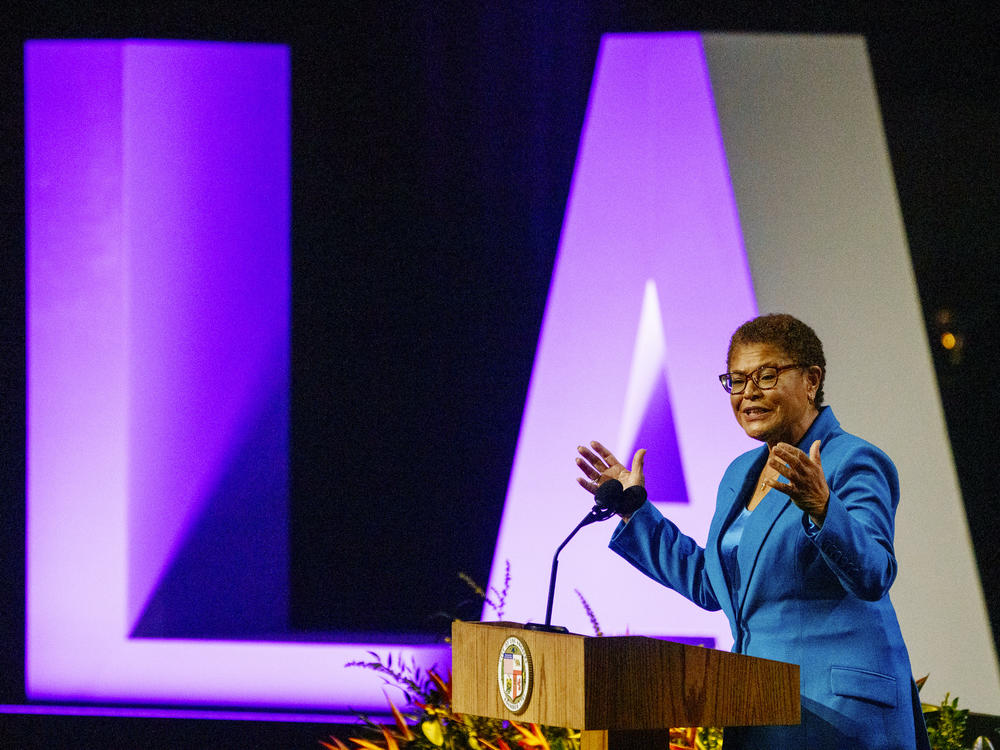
740, 419, 773, 443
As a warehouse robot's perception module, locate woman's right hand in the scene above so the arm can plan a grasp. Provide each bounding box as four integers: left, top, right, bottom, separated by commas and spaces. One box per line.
575, 441, 646, 495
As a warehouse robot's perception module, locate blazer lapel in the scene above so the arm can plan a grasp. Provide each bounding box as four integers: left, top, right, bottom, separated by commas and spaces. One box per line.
709, 449, 768, 623
735, 489, 793, 622
706, 485, 740, 623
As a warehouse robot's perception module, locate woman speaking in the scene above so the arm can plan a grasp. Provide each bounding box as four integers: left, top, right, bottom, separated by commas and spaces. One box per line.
575, 314, 930, 750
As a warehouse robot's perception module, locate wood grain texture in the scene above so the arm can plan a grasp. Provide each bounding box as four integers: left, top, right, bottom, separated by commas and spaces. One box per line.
582, 635, 799, 728
451, 621, 799, 731
452, 620, 589, 727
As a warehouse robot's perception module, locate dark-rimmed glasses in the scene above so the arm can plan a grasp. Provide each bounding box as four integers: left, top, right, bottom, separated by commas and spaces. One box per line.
719, 364, 803, 395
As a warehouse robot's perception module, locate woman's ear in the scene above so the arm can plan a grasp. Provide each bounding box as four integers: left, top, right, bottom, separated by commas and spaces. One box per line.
806, 365, 823, 401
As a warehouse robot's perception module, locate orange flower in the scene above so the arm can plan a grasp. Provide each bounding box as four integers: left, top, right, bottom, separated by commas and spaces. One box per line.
385, 693, 416, 741
427, 669, 451, 702
509, 721, 550, 750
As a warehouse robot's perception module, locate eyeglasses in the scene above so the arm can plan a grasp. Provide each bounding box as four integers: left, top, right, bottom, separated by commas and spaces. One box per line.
718, 364, 803, 395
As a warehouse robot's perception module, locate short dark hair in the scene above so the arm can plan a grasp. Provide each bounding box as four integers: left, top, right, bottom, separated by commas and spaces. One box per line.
727, 313, 826, 406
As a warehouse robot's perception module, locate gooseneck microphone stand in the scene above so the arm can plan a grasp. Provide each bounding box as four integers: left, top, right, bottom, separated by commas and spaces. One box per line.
524, 482, 620, 633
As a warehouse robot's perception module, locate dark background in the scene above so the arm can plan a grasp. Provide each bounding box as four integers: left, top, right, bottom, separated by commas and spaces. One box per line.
2, 1, 998, 745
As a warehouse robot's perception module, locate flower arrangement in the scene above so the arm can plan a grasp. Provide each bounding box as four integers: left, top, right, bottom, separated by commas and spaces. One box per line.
323, 565, 719, 750
323, 650, 578, 750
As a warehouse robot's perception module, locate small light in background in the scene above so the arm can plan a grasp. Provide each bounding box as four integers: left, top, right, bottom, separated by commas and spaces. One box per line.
934, 308, 964, 365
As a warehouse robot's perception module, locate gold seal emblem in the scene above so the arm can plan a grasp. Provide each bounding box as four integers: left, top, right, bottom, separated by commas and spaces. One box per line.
497, 635, 532, 713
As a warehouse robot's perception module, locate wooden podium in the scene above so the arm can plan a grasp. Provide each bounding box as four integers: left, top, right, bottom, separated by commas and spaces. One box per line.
451, 620, 799, 750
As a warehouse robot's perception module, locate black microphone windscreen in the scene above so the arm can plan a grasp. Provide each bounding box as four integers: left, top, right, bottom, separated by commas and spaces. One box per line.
618, 484, 648, 515
594, 478, 625, 510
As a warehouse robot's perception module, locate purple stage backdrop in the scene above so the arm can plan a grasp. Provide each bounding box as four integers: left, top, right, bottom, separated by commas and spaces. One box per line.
26, 35, 752, 711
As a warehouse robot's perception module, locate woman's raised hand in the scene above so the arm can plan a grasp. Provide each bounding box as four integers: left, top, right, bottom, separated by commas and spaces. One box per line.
575, 441, 646, 494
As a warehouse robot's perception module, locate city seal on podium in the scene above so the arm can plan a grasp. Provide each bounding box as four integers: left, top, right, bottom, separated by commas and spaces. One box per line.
497, 635, 532, 713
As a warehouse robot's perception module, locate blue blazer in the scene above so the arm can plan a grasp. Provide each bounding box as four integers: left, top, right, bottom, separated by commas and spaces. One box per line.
609, 407, 929, 750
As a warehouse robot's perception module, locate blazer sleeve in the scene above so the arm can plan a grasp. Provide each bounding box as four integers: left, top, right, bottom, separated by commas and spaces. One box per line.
802, 440, 899, 601
608, 500, 722, 611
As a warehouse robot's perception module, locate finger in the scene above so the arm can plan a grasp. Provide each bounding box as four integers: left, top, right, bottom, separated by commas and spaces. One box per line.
772, 442, 807, 467
762, 478, 803, 507
575, 456, 602, 481
763, 476, 795, 498
767, 455, 794, 479
809, 440, 822, 466
576, 476, 598, 495
577, 445, 608, 470
590, 440, 621, 467
630, 448, 647, 485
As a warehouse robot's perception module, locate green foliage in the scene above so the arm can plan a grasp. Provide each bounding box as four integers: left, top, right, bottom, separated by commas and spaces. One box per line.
926, 693, 968, 750
459, 562, 510, 621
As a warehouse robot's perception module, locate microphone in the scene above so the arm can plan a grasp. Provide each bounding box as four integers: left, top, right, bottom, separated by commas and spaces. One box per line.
595, 478, 648, 517
525, 479, 647, 633
594, 478, 625, 514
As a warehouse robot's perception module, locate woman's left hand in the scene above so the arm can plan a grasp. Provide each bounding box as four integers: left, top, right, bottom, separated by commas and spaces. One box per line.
765, 439, 830, 525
